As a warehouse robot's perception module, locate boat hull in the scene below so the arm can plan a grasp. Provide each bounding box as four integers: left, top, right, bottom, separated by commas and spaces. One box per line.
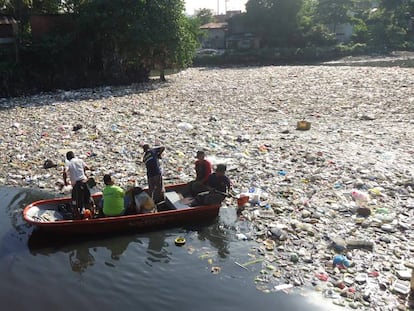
23, 184, 221, 234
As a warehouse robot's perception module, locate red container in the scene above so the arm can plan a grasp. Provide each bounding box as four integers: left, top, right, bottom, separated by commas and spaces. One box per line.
237, 195, 249, 207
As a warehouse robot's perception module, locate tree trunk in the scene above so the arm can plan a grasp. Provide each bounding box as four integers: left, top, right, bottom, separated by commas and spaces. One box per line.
159, 68, 166, 82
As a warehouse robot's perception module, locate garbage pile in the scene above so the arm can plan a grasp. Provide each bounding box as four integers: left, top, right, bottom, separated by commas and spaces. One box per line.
1, 65, 414, 309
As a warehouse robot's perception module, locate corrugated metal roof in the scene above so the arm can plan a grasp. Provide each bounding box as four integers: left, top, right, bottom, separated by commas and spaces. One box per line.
0, 16, 18, 25
200, 22, 227, 30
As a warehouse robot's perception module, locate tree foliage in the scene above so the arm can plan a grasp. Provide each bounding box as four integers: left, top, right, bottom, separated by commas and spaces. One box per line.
0, 0, 199, 95
315, 0, 353, 31
1, 0, 414, 96
195, 8, 214, 25
245, 0, 303, 47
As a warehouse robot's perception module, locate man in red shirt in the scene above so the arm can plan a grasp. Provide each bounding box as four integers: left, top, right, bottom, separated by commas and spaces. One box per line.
195, 150, 212, 184
189, 150, 212, 195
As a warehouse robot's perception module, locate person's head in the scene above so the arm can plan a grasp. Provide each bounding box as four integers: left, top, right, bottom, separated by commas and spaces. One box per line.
142, 144, 150, 152
196, 150, 205, 160
216, 164, 226, 176
103, 174, 114, 185
66, 151, 75, 160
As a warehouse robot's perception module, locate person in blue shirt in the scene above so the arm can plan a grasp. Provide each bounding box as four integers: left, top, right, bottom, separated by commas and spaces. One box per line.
142, 143, 165, 203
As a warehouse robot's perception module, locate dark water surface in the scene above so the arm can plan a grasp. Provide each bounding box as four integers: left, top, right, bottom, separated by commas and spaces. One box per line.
0, 186, 342, 311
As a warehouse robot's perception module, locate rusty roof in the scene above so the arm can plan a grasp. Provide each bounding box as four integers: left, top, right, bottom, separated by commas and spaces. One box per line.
0, 16, 18, 25
200, 22, 227, 30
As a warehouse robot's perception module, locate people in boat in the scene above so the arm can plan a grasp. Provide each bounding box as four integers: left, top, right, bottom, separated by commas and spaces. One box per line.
188, 150, 212, 195
142, 143, 165, 204
197, 164, 231, 205
102, 174, 127, 217
63, 151, 95, 218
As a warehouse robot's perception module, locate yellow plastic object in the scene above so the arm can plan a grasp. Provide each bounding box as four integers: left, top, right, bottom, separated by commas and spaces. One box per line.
175, 237, 186, 246
296, 120, 311, 130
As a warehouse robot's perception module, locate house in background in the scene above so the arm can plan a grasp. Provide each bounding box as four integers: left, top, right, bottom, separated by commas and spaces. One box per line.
200, 22, 227, 49
199, 10, 261, 50
30, 14, 75, 40
0, 15, 18, 62
226, 12, 260, 49
330, 23, 354, 43
0, 15, 18, 45
226, 33, 260, 49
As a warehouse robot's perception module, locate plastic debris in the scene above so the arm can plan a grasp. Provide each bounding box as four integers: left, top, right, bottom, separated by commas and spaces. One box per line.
1, 64, 414, 310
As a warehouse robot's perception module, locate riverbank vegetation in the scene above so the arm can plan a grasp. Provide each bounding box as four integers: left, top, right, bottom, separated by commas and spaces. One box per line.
0, 0, 413, 96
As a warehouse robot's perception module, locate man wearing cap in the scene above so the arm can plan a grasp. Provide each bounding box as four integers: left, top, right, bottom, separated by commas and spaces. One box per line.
142, 143, 165, 203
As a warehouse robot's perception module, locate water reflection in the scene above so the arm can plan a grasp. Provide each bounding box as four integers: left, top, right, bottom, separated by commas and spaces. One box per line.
27, 230, 138, 273
69, 244, 95, 273
28, 229, 174, 273
144, 231, 170, 266
196, 222, 230, 259
195, 206, 238, 259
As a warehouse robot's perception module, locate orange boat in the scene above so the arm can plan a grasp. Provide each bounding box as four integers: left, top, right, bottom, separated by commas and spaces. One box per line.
23, 184, 221, 235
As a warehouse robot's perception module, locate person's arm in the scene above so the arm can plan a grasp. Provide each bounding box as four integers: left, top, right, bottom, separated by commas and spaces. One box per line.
202, 161, 213, 184
205, 174, 215, 191
225, 177, 231, 193
118, 186, 126, 198
156, 146, 165, 158
83, 160, 90, 173
62, 167, 68, 186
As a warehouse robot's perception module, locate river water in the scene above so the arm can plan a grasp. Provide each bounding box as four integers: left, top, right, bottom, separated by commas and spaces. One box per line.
0, 186, 343, 311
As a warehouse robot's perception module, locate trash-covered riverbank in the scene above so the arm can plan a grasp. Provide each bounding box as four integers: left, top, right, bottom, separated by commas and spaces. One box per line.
1, 65, 414, 310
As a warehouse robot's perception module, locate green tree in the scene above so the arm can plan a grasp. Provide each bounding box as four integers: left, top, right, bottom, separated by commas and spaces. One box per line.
196, 8, 214, 25
138, 0, 197, 81
0, 0, 31, 27
31, 0, 61, 13
371, 0, 412, 49
297, 0, 335, 47
315, 0, 353, 33
245, 0, 303, 47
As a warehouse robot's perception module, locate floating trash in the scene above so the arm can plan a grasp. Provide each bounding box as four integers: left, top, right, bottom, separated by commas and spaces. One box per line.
174, 237, 186, 246
296, 120, 311, 131
1, 64, 414, 310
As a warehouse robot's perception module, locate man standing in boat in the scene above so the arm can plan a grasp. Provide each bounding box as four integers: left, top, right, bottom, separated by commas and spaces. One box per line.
63, 151, 95, 218
142, 143, 165, 204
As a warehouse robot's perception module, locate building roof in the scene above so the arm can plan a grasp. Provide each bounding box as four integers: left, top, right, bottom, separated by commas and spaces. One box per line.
0, 16, 18, 25
200, 22, 227, 30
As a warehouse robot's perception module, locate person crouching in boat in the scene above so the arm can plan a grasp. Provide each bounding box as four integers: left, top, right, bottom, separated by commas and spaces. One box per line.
102, 174, 127, 217
62, 151, 96, 218
196, 164, 231, 205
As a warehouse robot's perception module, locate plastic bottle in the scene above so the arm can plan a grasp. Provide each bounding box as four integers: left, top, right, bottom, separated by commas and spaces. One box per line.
351, 189, 369, 202
333, 254, 350, 268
